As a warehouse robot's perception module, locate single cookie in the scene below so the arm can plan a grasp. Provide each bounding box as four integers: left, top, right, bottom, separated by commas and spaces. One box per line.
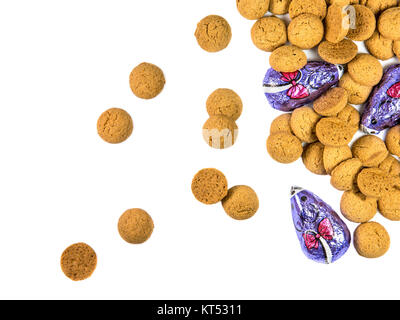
323, 145, 353, 174
202, 115, 238, 149
237, 0, 270, 20
129, 62, 165, 99
191, 168, 228, 205
289, 0, 327, 19
348, 54, 383, 86
336, 104, 360, 133
313, 87, 348, 117
221, 185, 259, 220
269, 45, 307, 72
394, 41, 400, 59
118, 209, 154, 244
357, 167, 399, 198
251, 16, 287, 52
318, 39, 358, 64
379, 155, 400, 176
354, 222, 390, 258
269, 0, 292, 15
97, 108, 133, 144
340, 190, 377, 223
331, 158, 363, 190
347, 5, 376, 41
378, 189, 400, 220
339, 72, 373, 104
385, 125, 400, 157
195, 15, 232, 52
302, 142, 327, 175
360, 0, 398, 15
267, 132, 303, 163
290, 106, 321, 143
60, 243, 97, 281
288, 14, 324, 49
206, 88, 243, 121
325, 4, 350, 43
365, 31, 394, 61
378, 7, 400, 40
352, 135, 388, 167
270, 113, 293, 134
315, 117, 355, 147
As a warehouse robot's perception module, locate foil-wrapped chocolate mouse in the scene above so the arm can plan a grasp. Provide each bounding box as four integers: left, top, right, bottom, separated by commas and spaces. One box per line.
263, 61, 344, 112
290, 186, 351, 264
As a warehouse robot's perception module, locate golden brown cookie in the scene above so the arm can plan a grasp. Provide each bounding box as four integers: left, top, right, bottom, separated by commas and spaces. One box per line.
339, 72, 373, 104
315, 117, 355, 147
378, 7, 400, 40
394, 41, 400, 59
340, 189, 377, 223
323, 145, 353, 174
327, 0, 350, 6
379, 155, 400, 176
191, 168, 228, 205
347, 5, 376, 41
318, 39, 358, 64
352, 135, 388, 167
360, 0, 398, 14
202, 115, 238, 149
97, 108, 133, 144
313, 87, 348, 117
129, 62, 165, 99
302, 142, 327, 175
221, 185, 259, 220
118, 209, 154, 244
251, 16, 287, 52
61, 243, 97, 281
270, 113, 293, 134
237, 0, 270, 20
348, 54, 383, 87
195, 15, 232, 52
267, 132, 303, 163
354, 222, 390, 258
269, 45, 307, 72
289, 0, 327, 19
206, 88, 243, 121
378, 189, 400, 220
357, 167, 399, 198
269, 0, 292, 15
325, 4, 350, 43
331, 158, 363, 190
365, 31, 394, 61
290, 106, 321, 143
385, 125, 400, 157
336, 104, 360, 133
288, 14, 324, 49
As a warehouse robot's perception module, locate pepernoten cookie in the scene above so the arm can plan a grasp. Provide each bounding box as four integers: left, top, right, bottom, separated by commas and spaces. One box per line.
288, 14, 324, 49
352, 135, 388, 167
270, 113, 293, 134
269, 45, 307, 72
269, 0, 292, 15
379, 189, 400, 221
331, 158, 363, 190
129, 63, 165, 99
357, 168, 399, 198
318, 39, 358, 64
316, 117, 355, 147
339, 72, 373, 105
288, 0, 327, 20
340, 189, 377, 223
378, 7, 400, 40
354, 222, 390, 258
336, 104, 360, 133
323, 145, 353, 174
347, 54, 383, 87
206, 88, 243, 121
202, 115, 238, 149
237, 0, 270, 20
61, 243, 97, 281
191, 168, 228, 205
118, 209, 154, 244
195, 15, 232, 52
267, 132, 303, 163
313, 87, 348, 117
97, 108, 133, 144
365, 31, 394, 61
385, 125, 400, 157
379, 155, 400, 176
251, 16, 287, 52
222, 185, 259, 220
347, 5, 376, 41
324, 4, 350, 43
290, 106, 321, 143
360, 0, 398, 15
302, 142, 327, 175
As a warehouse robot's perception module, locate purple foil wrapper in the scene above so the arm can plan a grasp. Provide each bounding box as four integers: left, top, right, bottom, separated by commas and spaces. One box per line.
361, 64, 400, 134
290, 186, 351, 264
263, 61, 343, 112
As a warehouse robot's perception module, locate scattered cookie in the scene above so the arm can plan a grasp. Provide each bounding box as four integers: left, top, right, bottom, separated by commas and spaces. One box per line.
336, 104, 360, 133
325, 4, 350, 43
360, 0, 398, 15
288, 14, 324, 49
347, 5, 376, 41
97, 108, 133, 144
221, 185, 259, 220
378, 7, 400, 40
354, 221, 390, 258
251, 16, 287, 52
289, 0, 327, 19
313, 87, 348, 117
195, 15, 232, 52
269, 0, 292, 15
237, 0, 270, 20
118, 209, 154, 244
206, 88, 243, 121
340, 189, 377, 223
202, 115, 238, 149
352, 135, 388, 167
61, 243, 97, 281
129, 62, 165, 99
365, 31, 394, 61
315, 117, 355, 147
302, 142, 327, 175
379, 155, 400, 176
331, 158, 363, 190
290, 106, 321, 143
267, 132, 303, 163
394, 41, 400, 59
357, 167, 398, 198
270, 113, 293, 134
323, 145, 353, 174
339, 72, 373, 105
378, 189, 400, 220
348, 54, 383, 87
269, 45, 307, 72
191, 168, 228, 205
385, 125, 400, 157
318, 39, 358, 64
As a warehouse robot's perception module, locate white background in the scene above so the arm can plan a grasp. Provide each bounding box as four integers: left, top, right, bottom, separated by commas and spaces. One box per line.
0, 0, 399, 300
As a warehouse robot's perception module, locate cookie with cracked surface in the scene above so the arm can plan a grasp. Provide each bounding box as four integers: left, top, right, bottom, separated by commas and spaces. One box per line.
267, 132, 303, 163
336, 104, 360, 133
97, 108, 133, 144
290, 106, 321, 143
347, 5, 376, 41
323, 145, 353, 174
354, 222, 390, 258
222, 185, 259, 220
269, 45, 307, 72
251, 16, 287, 52
318, 39, 358, 64
365, 31, 394, 61
302, 142, 327, 175
270, 113, 293, 134
339, 72, 373, 104
379, 155, 400, 176
315, 117, 355, 147
195, 15, 232, 52
340, 189, 377, 223
357, 167, 400, 198
288, 14, 324, 49
347, 54, 383, 86
237, 0, 270, 20
313, 87, 348, 117
118, 209, 154, 244
379, 189, 400, 220
129, 62, 165, 99
191, 168, 228, 204
206, 88, 243, 121
331, 158, 363, 190
352, 135, 388, 167
289, 0, 327, 19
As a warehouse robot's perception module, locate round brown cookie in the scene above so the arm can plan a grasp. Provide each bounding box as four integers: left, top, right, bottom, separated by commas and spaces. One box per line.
394, 41, 400, 59
313, 87, 348, 117
354, 222, 390, 258
340, 189, 378, 223
325, 4, 350, 43
191, 168, 228, 204
97, 108, 133, 144
269, 45, 307, 72
61, 243, 97, 281
118, 209, 154, 244
365, 31, 394, 61
302, 142, 327, 175
331, 158, 363, 190
323, 145, 353, 174
267, 132, 303, 163
288, 14, 324, 49
336, 104, 360, 133
360, 0, 398, 14
378, 7, 400, 40
289, 0, 327, 19
357, 167, 399, 198
348, 54, 383, 86
206, 88, 243, 121
385, 125, 400, 157
270, 113, 293, 134
378, 189, 400, 220
339, 72, 373, 104
237, 0, 270, 20
327, 0, 350, 6
269, 0, 292, 15
290, 106, 321, 143
379, 155, 400, 176
352, 135, 388, 167
221, 185, 259, 220
195, 15, 232, 52
251, 16, 287, 52
315, 117, 355, 147
318, 39, 358, 64
202, 115, 238, 149
347, 5, 376, 41
129, 62, 165, 99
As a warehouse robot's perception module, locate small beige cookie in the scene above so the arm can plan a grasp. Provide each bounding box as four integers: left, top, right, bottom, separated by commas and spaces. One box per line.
365, 31, 394, 61
318, 39, 358, 64
378, 7, 400, 41
313, 87, 348, 117
323, 145, 353, 174
129, 62, 166, 99
118, 209, 154, 244
288, 14, 324, 49
206, 88, 243, 121
339, 72, 373, 105
340, 189, 377, 223
354, 222, 390, 258
385, 125, 400, 157
270, 113, 293, 134
269, 0, 292, 15
251, 16, 287, 52
267, 132, 303, 163
379, 155, 400, 176
348, 54, 383, 87
336, 104, 360, 133
97, 108, 134, 144
221, 185, 259, 220
378, 189, 400, 220
290, 106, 321, 143
195, 15, 232, 52
289, 0, 327, 19
237, 0, 271, 20
331, 158, 363, 190
302, 142, 327, 175
202, 116, 238, 149
352, 135, 388, 167
269, 45, 307, 72
315, 117, 355, 147
357, 167, 399, 198
325, 4, 350, 43
347, 5, 376, 41
191, 168, 228, 205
